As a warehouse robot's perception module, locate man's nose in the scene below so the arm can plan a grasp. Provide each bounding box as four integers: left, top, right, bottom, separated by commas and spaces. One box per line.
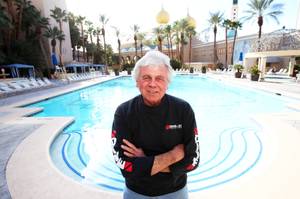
148, 79, 157, 86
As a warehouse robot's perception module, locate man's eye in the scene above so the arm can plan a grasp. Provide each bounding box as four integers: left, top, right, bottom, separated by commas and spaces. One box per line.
142, 76, 151, 81
156, 77, 165, 82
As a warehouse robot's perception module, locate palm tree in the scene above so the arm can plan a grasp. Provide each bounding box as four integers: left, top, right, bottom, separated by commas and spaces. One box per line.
15, 0, 35, 40
164, 25, 173, 58
153, 26, 163, 52
85, 20, 95, 62
222, 19, 231, 68
50, 6, 68, 66
68, 12, 80, 61
208, 11, 224, 67
34, 14, 52, 68
132, 24, 140, 60
94, 27, 101, 48
172, 20, 181, 60
76, 15, 86, 61
229, 20, 242, 64
243, 0, 283, 50
186, 26, 196, 67
178, 18, 189, 64
0, 0, 13, 58
85, 20, 94, 44
0, 1, 11, 28
112, 26, 121, 67
43, 26, 64, 59
137, 32, 146, 57
99, 14, 109, 73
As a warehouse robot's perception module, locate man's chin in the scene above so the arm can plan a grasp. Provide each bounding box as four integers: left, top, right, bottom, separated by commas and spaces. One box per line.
144, 98, 161, 106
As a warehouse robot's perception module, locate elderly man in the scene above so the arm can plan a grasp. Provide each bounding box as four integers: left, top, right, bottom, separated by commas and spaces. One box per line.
112, 51, 200, 199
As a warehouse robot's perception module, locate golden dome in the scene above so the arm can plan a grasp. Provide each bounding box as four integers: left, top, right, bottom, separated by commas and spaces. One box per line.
156, 7, 169, 24
186, 14, 196, 28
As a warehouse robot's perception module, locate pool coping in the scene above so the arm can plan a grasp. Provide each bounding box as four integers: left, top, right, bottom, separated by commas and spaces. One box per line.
4, 74, 300, 199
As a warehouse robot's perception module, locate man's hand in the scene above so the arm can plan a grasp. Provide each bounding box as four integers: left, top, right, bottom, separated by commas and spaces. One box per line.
151, 144, 185, 176
170, 144, 184, 162
121, 139, 145, 157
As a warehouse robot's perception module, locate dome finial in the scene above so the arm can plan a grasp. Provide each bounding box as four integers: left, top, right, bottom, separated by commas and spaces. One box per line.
156, 5, 169, 24
186, 9, 196, 28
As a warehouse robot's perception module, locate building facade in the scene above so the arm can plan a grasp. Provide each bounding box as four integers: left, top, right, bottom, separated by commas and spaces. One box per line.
31, 0, 73, 64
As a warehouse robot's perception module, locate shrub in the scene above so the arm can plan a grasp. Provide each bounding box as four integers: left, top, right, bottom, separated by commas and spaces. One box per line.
249, 65, 260, 75
170, 59, 182, 70
122, 62, 134, 71
234, 64, 244, 72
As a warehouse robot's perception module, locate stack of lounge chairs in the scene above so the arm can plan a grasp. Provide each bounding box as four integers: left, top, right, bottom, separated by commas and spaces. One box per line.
65, 71, 104, 82
0, 77, 54, 98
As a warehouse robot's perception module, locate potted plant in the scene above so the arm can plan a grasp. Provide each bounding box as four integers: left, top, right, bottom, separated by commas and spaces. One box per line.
189, 67, 194, 73
201, 66, 207, 74
126, 67, 133, 75
234, 64, 244, 78
170, 59, 182, 70
122, 62, 134, 75
249, 64, 261, 81
112, 64, 120, 76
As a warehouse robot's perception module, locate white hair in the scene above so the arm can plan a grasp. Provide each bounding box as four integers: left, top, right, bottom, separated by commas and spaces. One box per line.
132, 50, 174, 82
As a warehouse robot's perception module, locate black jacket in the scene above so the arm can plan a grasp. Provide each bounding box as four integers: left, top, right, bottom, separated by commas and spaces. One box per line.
112, 94, 200, 196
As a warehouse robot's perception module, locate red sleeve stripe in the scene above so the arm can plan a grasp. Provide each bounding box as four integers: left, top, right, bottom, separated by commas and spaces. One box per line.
111, 130, 117, 138
124, 161, 133, 172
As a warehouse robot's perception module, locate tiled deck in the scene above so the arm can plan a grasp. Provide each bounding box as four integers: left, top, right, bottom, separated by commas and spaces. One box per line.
0, 74, 300, 199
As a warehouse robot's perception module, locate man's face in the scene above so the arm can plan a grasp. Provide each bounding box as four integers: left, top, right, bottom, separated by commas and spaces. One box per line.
136, 65, 169, 106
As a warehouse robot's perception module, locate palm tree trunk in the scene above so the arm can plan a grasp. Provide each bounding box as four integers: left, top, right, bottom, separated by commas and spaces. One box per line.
59, 40, 63, 66
59, 21, 63, 66
170, 36, 174, 59
80, 24, 86, 61
77, 48, 80, 62
6, 0, 16, 41
180, 32, 184, 63
158, 36, 162, 52
72, 45, 76, 60
257, 16, 263, 52
38, 37, 51, 67
176, 43, 180, 60
167, 35, 170, 56
134, 38, 138, 58
16, 4, 23, 40
140, 43, 143, 57
225, 27, 228, 68
102, 28, 108, 74
189, 33, 192, 67
118, 38, 121, 66
231, 29, 237, 65
213, 25, 217, 67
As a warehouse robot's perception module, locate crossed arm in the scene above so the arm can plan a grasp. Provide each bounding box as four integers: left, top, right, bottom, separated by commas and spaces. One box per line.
121, 139, 184, 176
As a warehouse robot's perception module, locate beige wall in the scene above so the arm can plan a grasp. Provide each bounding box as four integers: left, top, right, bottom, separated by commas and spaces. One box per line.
191, 38, 234, 67
31, 0, 73, 64
297, 1, 300, 29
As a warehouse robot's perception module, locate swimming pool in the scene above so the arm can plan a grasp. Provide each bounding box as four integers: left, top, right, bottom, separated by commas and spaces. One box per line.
28, 75, 298, 192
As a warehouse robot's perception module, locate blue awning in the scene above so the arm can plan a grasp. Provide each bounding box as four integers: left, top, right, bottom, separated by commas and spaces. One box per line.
5, 64, 34, 69
2, 64, 35, 78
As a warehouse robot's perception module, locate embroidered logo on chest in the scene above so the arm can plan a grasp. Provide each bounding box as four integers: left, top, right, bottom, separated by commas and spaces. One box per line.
165, 124, 182, 130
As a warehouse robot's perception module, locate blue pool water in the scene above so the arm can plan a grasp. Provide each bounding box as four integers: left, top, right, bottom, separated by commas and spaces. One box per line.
27, 75, 298, 192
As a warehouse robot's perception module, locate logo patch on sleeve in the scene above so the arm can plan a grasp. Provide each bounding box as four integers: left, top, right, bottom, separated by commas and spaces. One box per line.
165, 124, 182, 130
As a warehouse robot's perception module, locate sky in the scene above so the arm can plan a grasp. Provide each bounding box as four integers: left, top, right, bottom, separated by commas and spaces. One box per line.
65, 0, 300, 50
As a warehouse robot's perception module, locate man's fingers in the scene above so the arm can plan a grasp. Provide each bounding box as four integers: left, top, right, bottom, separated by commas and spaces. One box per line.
124, 151, 134, 157
123, 139, 138, 150
122, 139, 145, 157
121, 144, 134, 153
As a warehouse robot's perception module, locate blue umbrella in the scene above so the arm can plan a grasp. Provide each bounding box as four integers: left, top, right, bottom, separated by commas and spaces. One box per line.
51, 53, 58, 66
239, 52, 243, 61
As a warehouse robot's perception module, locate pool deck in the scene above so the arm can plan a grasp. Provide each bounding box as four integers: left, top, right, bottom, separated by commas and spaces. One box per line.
0, 74, 300, 199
